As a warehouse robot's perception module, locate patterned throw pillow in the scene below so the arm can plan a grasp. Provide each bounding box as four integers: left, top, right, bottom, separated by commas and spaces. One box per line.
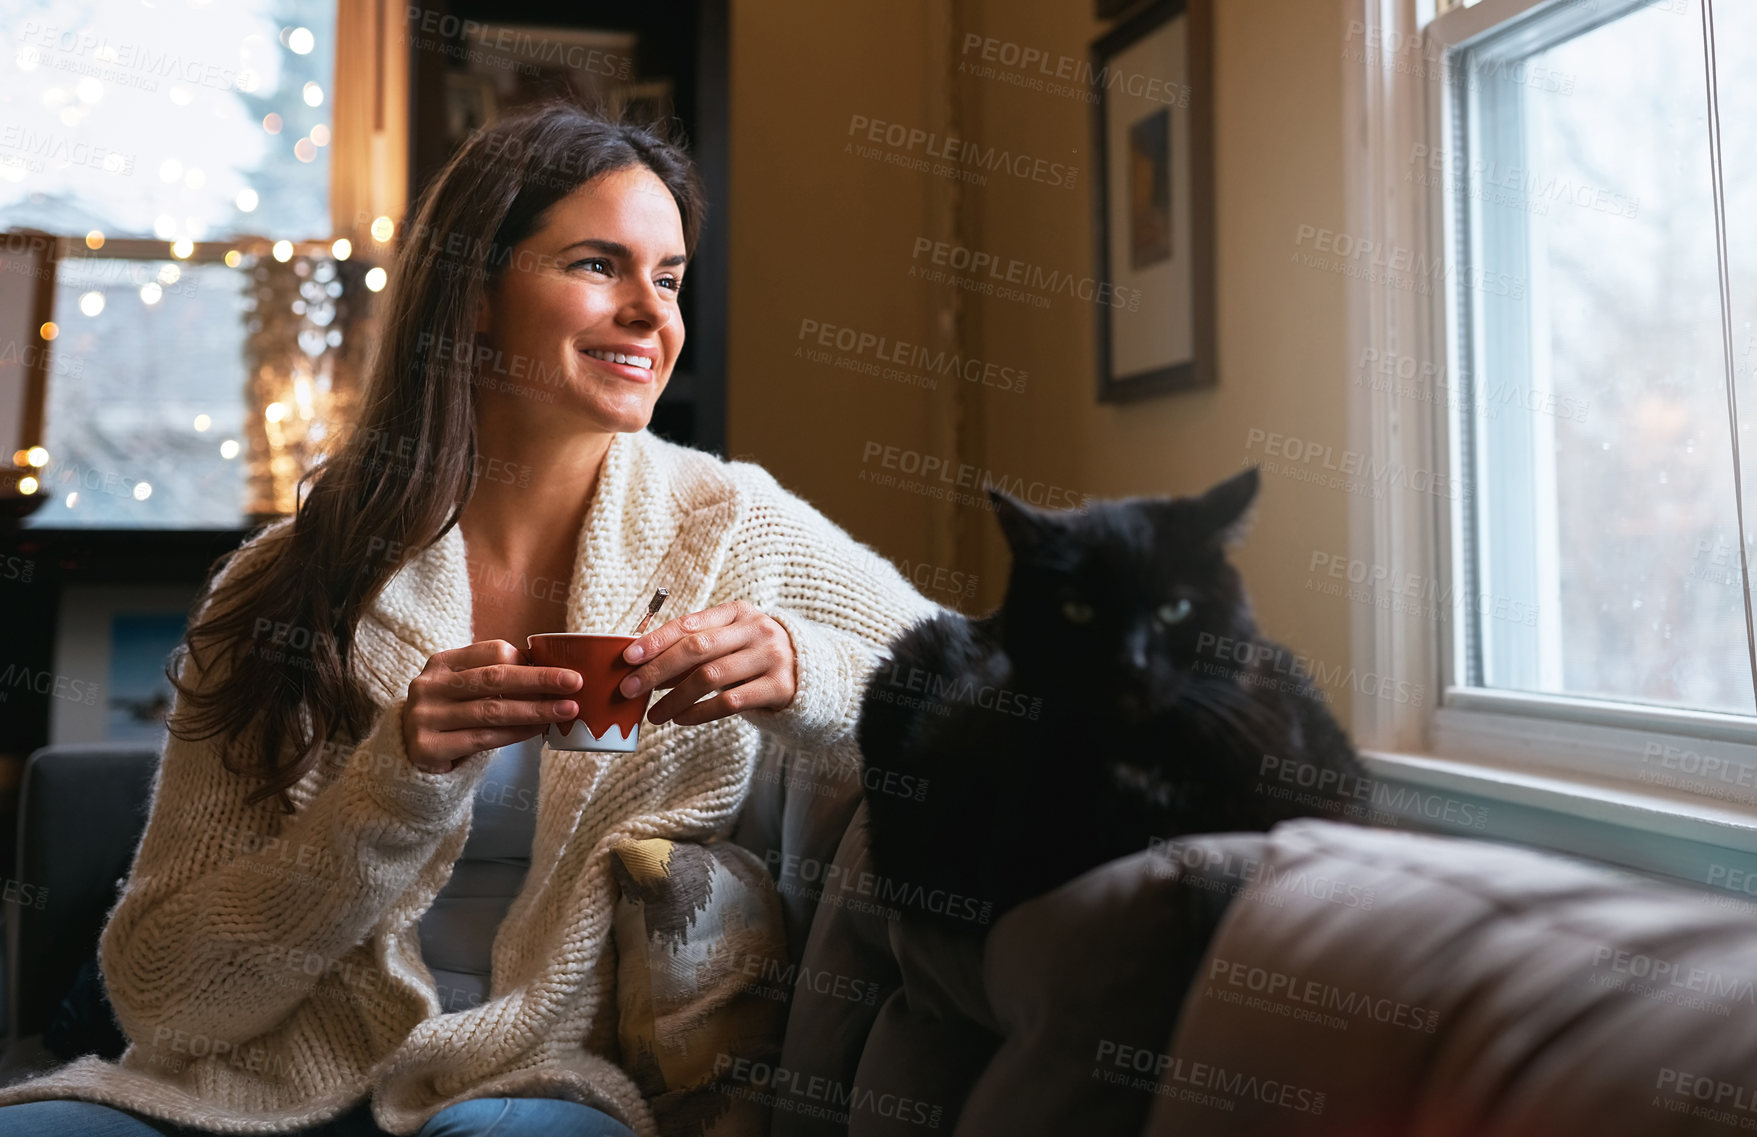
611, 838, 789, 1137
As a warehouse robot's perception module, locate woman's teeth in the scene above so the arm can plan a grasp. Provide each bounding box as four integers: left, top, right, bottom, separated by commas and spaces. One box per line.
583, 349, 654, 370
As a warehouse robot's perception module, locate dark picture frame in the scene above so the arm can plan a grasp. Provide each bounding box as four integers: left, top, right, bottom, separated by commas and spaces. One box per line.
1093, 0, 1215, 402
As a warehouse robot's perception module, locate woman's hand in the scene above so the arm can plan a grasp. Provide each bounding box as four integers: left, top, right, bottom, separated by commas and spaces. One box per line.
620, 600, 797, 727
403, 640, 583, 773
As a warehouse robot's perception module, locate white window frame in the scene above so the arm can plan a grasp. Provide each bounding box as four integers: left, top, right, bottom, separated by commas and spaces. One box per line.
1342, 0, 1757, 858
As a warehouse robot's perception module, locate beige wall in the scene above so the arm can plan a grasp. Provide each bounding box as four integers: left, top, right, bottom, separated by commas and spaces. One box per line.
728, 0, 1355, 713
725, 2, 965, 582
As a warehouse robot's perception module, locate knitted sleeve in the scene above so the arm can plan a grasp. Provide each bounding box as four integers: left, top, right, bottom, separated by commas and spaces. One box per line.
97, 528, 492, 1054
720, 463, 946, 752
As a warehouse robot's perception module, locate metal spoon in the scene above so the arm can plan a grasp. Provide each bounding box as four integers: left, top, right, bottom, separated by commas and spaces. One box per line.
633, 587, 669, 636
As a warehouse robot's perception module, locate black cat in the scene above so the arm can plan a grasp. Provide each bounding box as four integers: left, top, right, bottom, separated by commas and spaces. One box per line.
857, 467, 1365, 930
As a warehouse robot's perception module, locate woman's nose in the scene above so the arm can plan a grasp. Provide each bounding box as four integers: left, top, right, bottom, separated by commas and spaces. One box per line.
618, 282, 672, 332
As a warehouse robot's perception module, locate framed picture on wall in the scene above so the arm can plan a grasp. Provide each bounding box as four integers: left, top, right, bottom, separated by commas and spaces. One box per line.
1093, 0, 1215, 401
50, 585, 195, 745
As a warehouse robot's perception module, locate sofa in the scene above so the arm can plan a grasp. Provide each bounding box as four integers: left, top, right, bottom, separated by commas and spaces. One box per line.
10, 738, 1757, 1136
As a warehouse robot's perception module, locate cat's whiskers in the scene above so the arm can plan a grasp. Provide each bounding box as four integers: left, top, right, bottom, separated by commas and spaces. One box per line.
1178, 678, 1289, 757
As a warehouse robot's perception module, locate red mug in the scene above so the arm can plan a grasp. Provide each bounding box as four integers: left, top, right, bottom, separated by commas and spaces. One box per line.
526, 633, 652, 752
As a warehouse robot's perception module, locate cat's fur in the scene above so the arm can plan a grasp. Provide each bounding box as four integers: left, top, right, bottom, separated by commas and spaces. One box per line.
857, 467, 1366, 930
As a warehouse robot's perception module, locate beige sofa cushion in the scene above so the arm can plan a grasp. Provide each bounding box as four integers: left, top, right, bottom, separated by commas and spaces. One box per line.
611, 838, 789, 1137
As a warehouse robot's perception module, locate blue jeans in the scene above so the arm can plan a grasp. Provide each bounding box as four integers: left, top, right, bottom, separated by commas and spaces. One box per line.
0, 1096, 637, 1136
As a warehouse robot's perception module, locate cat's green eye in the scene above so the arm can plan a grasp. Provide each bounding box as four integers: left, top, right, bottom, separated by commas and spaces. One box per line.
1061, 600, 1096, 624
1156, 598, 1193, 625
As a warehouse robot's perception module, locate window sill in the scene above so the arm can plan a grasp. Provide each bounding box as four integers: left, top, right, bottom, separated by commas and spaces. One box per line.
1361, 748, 1757, 859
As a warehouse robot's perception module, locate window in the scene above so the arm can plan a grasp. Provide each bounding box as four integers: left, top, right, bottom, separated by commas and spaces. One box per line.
3, 0, 340, 529
1349, 0, 1757, 835
1453, 0, 1755, 716
2, 0, 336, 241
28, 247, 254, 528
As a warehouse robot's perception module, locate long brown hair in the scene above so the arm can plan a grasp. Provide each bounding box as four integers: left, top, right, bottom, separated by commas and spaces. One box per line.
169, 103, 706, 811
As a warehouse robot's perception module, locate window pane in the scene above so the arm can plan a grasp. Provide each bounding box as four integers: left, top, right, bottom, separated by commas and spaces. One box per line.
1462, 2, 1757, 715
24, 254, 251, 528
1, 0, 336, 241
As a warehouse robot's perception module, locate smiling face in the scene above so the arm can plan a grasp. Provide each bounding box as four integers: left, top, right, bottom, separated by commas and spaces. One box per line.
475, 164, 688, 431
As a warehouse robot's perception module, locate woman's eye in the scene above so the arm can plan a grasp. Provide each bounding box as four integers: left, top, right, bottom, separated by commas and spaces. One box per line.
659, 275, 683, 293
1155, 598, 1193, 625
569, 258, 611, 274
1061, 600, 1095, 624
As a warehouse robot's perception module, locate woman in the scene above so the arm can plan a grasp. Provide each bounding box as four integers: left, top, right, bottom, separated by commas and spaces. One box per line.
0, 104, 940, 1136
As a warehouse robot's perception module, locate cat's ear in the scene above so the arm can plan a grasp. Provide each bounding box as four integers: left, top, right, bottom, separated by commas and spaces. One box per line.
1196, 467, 1260, 545
989, 490, 1061, 556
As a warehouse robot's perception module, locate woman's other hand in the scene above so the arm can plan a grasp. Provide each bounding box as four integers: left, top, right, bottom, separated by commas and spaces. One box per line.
402, 640, 583, 773
619, 600, 797, 726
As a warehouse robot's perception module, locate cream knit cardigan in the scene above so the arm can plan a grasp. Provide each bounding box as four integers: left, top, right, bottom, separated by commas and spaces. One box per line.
0, 429, 941, 1135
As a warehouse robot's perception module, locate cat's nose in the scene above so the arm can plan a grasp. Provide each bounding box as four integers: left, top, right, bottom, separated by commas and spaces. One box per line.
1118, 645, 1151, 675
